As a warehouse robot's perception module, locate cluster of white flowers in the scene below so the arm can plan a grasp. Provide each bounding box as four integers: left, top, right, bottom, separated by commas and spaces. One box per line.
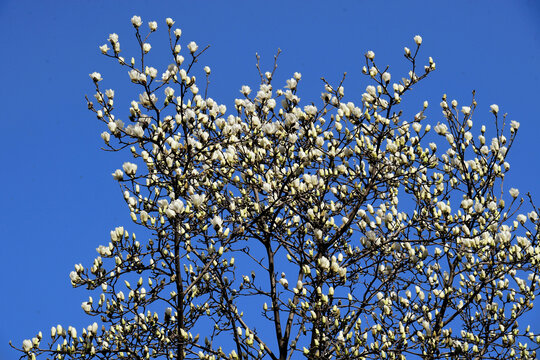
19, 16, 540, 360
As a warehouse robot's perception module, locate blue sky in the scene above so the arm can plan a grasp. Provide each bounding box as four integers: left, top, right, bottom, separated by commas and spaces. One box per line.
1, 0, 540, 358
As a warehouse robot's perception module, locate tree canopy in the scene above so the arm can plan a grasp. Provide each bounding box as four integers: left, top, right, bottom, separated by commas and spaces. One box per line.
13, 15, 540, 360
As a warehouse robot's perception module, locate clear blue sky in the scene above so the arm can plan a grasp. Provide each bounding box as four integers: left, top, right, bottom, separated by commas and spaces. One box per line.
1, 0, 540, 358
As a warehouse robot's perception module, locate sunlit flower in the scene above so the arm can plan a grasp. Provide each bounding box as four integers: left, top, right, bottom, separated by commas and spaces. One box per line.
99, 44, 110, 54
69, 271, 80, 283
123, 162, 137, 177
108, 33, 119, 43
509, 188, 519, 198
89, 72, 102, 82
187, 41, 198, 54
131, 15, 142, 28
414, 35, 423, 45
190, 194, 206, 208
22, 339, 32, 352
81, 301, 92, 313
148, 21, 157, 31
112, 169, 123, 180
211, 215, 223, 229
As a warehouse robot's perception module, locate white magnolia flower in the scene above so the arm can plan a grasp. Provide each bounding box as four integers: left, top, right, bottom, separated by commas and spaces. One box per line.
318, 256, 330, 271
240, 85, 251, 96
490, 104, 499, 114
81, 301, 92, 313
204, 66, 211, 74
89, 72, 102, 82
414, 35, 423, 45
146, 66, 158, 79
22, 339, 33, 352
131, 15, 142, 28
108, 33, 119, 43
69, 271, 80, 283
461, 106, 471, 115
509, 188, 519, 198
100, 131, 110, 143
99, 44, 110, 54
517, 214, 527, 224
187, 41, 198, 54
510, 120, 520, 131
166, 18, 175, 27
142, 43, 151, 53
139, 92, 157, 107
190, 193, 206, 208
174, 28, 182, 38
279, 277, 289, 288
97, 245, 112, 256
148, 21, 157, 31
382, 72, 391, 83
169, 199, 184, 213
366, 50, 375, 59
286, 78, 297, 90
123, 162, 137, 177
112, 169, 124, 180
211, 215, 223, 229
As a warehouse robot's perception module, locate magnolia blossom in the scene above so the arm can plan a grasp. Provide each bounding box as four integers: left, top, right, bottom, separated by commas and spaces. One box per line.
142, 43, 151, 53
100, 131, 110, 143
81, 301, 92, 313
146, 66, 158, 79
461, 106, 471, 115
148, 21, 157, 31
510, 120, 520, 131
69, 271, 80, 283
509, 188, 519, 198
22, 339, 32, 352
139, 92, 157, 107
490, 104, 499, 114
366, 50, 375, 59
131, 15, 142, 28
89, 72, 102, 82
129, 70, 146, 84
169, 199, 184, 213
211, 215, 223, 230
382, 72, 391, 83
240, 85, 251, 95
190, 193, 206, 207
174, 28, 182, 38
99, 44, 110, 54
111, 169, 123, 180
122, 162, 137, 177
414, 35, 423, 45
108, 33, 119, 43
187, 41, 198, 54
166, 17, 174, 27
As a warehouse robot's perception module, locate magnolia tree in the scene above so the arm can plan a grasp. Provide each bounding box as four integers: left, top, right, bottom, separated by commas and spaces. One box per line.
13, 15, 540, 360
